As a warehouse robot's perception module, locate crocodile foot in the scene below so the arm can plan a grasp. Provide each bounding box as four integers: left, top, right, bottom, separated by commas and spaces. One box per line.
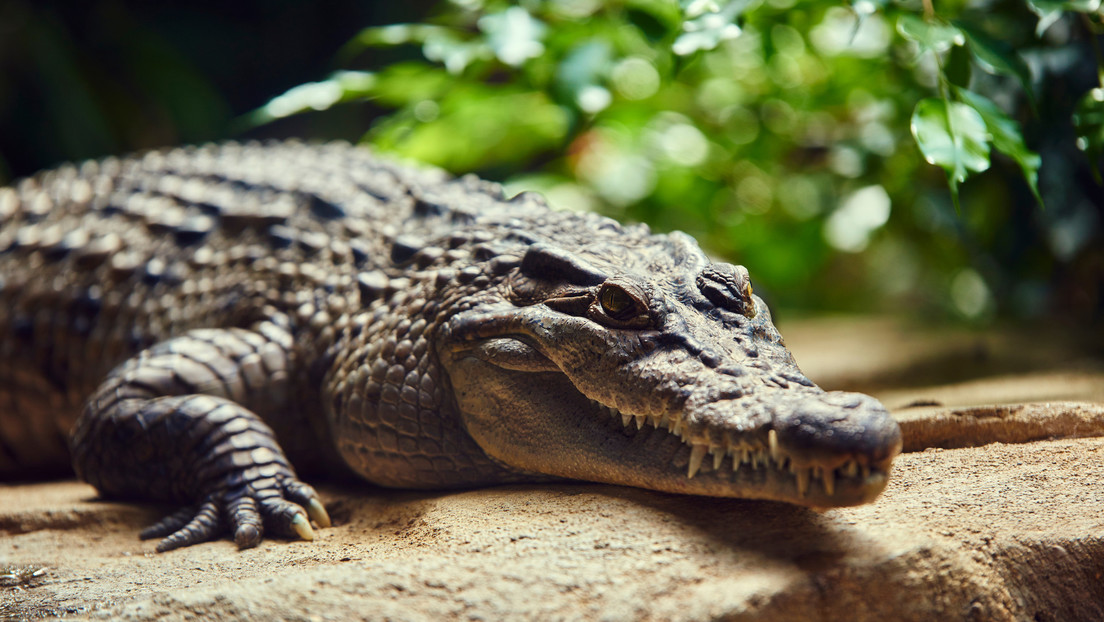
140, 476, 331, 552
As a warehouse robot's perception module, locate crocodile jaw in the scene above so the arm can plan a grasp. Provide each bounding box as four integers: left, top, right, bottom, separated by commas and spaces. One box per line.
445, 346, 900, 508
585, 393, 899, 507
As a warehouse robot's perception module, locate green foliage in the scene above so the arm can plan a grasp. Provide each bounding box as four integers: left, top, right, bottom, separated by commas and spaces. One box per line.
252, 0, 1103, 321
1075, 87, 1104, 183
954, 87, 1043, 205
1029, 0, 1102, 35
897, 14, 963, 54
910, 98, 990, 211
895, 11, 1046, 207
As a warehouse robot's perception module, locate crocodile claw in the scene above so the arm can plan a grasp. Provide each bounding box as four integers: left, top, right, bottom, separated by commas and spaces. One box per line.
138, 476, 329, 551
307, 498, 332, 529
290, 514, 315, 541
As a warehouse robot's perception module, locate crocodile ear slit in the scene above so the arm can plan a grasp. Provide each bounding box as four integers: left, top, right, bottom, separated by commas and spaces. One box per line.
519, 243, 607, 286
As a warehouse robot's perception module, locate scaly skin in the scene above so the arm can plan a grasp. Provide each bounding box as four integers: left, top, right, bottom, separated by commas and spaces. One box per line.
0, 141, 901, 551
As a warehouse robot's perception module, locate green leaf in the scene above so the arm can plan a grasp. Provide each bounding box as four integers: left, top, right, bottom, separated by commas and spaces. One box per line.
338, 24, 492, 75
247, 71, 378, 124
1027, 0, 1102, 36
955, 87, 1044, 207
896, 14, 964, 54
1073, 87, 1104, 184
954, 23, 1035, 107
350, 23, 447, 48
556, 40, 614, 113
680, 0, 722, 19
673, 0, 744, 55
367, 63, 455, 106
368, 88, 569, 173
478, 7, 548, 67
945, 43, 972, 88
626, 6, 677, 41
911, 98, 991, 208
422, 31, 493, 75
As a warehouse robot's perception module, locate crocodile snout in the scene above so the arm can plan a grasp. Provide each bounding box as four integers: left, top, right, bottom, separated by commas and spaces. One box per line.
772, 391, 902, 470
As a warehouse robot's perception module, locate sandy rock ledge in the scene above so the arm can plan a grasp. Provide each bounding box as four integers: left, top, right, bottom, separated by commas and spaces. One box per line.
4, 434, 1104, 621
3, 318, 1103, 621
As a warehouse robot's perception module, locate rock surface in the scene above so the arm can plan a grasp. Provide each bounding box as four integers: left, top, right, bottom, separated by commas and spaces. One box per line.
3, 317, 1103, 621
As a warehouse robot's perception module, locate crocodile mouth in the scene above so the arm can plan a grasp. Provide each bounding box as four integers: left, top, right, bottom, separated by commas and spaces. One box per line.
444, 334, 899, 508
588, 398, 894, 507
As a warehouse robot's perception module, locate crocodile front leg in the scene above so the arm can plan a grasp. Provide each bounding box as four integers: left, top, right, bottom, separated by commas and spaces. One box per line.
69, 324, 330, 551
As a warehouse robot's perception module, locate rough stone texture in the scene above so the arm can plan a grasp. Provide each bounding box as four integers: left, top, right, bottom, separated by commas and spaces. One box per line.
2, 317, 1103, 621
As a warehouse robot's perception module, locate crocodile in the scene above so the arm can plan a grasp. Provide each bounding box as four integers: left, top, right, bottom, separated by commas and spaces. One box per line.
0, 141, 902, 552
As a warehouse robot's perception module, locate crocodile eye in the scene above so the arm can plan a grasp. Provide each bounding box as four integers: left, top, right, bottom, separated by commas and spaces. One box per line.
599, 285, 635, 319
588, 279, 653, 328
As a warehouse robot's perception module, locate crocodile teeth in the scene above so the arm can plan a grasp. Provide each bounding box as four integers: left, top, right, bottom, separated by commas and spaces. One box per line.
768, 430, 781, 463
795, 468, 810, 497
688, 444, 707, 478
841, 459, 859, 478
586, 397, 861, 497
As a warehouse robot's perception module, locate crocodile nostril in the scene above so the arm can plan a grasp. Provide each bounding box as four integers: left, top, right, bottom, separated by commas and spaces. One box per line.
774, 392, 901, 461
697, 263, 756, 319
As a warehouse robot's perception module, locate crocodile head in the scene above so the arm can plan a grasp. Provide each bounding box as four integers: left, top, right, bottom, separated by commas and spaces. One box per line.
439, 226, 901, 507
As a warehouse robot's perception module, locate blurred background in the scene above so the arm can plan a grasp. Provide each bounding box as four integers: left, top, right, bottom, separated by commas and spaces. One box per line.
0, 0, 1100, 329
